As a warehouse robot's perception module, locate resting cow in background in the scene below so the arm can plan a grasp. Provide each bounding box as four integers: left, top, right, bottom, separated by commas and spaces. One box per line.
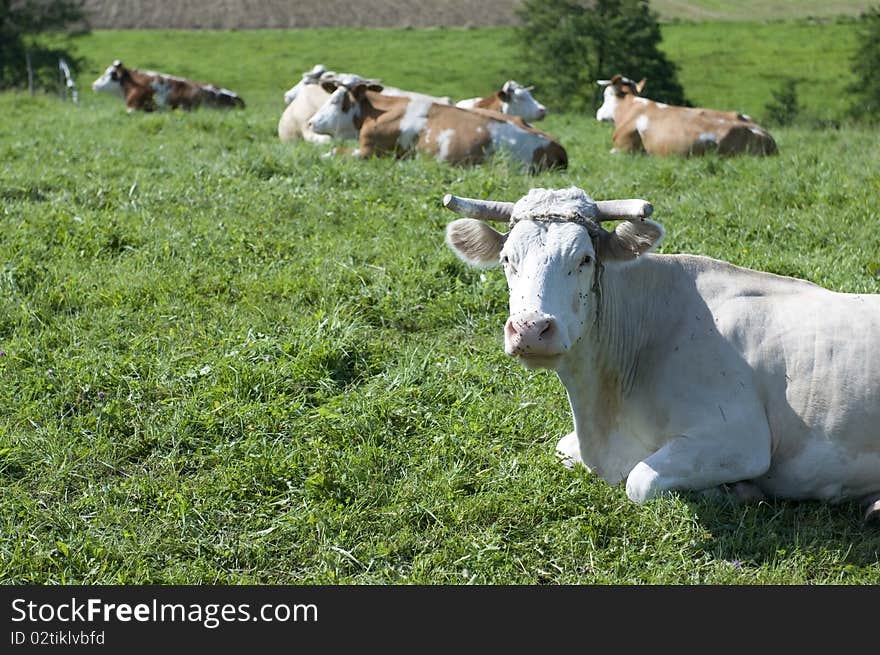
596, 75, 776, 156
279, 64, 452, 144
443, 186, 880, 521
92, 60, 245, 112
456, 80, 547, 121
308, 81, 566, 171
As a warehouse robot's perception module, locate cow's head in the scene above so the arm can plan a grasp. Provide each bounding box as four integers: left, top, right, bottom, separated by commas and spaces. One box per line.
595, 75, 647, 122
499, 80, 547, 121
308, 81, 383, 140
444, 187, 663, 369
92, 60, 127, 98
283, 63, 328, 104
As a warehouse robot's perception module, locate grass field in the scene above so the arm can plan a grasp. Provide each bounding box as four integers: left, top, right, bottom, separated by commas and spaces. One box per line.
1, 21, 879, 584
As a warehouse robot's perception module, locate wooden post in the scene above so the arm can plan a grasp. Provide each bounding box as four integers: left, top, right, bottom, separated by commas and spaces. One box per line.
26, 52, 34, 96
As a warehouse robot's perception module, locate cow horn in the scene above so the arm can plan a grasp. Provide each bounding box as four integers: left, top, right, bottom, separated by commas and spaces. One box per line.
597, 79, 612, 87
595, 199, 653, 221
443, 194, 515, 222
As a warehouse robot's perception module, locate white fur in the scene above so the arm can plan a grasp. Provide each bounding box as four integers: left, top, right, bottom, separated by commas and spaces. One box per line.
91, 64, 125, 99
306, 87, 360, 142
398, 97, 432, 150
635, 115, 650, 136
435, 128, 456, 161
485, 120, 548, 168
595, 85, 618, 122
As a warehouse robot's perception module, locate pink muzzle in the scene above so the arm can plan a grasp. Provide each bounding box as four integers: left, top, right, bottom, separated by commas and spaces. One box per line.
504, 311, 564, 357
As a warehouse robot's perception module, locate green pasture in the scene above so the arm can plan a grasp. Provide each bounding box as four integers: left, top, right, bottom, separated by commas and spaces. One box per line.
652, 0, 873, 22
1, 22, 879, 584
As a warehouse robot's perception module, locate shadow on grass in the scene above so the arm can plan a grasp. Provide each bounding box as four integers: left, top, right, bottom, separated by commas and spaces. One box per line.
683, 493, 880, 570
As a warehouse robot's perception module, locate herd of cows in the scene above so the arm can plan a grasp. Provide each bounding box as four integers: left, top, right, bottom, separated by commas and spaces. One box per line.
91, 60, 778, 167
90, 60, 879, 522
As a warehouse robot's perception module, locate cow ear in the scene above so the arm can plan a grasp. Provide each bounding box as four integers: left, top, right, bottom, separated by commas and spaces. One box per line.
445, 219, 507, 269
321, 81, 337, 94
366, 83, 384, 93
636, 78, 647, 94
597, 220, 664, 263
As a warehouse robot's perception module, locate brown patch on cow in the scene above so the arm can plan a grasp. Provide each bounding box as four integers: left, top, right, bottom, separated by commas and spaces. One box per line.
594, 358, 624, 438
472, 93, 503, 112
531, 140, 568, 171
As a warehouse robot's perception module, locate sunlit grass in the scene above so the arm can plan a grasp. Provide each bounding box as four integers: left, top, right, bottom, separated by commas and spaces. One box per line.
1, 23, 879, 584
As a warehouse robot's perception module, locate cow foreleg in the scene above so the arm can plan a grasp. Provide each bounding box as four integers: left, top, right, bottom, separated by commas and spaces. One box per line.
556, 431, 588, 470
625, 426, 771, 503
302, 128, 333, 145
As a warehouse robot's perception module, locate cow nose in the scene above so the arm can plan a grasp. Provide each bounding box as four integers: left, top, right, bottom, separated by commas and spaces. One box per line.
505, 311, 563, 357
536, 107, 547, 119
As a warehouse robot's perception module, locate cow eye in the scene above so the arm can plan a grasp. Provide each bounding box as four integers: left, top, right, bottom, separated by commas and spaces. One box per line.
579, 254, 593, 268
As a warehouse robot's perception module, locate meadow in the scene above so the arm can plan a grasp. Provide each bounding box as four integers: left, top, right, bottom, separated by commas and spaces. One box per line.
1, 20, 879, 584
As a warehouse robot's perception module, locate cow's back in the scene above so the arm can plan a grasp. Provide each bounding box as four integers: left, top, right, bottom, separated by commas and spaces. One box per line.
278, 84, 332, 142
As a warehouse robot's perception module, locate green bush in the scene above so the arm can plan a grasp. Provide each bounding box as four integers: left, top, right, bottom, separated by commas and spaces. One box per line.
516, 0, 688, 112
764, 78, 802, 126
847, 5, 880, 121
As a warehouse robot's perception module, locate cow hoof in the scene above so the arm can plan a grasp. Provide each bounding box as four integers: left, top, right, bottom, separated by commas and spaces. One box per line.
625, 462, 661, 503
555, 432, 581, 469
864, 499, 880, 523
731, 481, 766, 503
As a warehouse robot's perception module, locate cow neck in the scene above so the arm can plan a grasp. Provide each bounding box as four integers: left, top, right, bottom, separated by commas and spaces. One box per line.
613, 93, 640, 124
122, 68, 151, 92
555, 255, 659, 444
355, 91, 400, 130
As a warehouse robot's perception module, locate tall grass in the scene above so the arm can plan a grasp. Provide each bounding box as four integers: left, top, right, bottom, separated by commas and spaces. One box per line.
1, 23, 879, 584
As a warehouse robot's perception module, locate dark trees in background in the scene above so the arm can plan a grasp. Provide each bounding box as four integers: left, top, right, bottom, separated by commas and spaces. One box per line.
0, 0, 88, 92
848, 6, 880, 122
516, 0, 688, 112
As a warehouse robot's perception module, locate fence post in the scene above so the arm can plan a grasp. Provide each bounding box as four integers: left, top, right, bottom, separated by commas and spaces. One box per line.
59, 58, 79, 105
26, 52, 34, 96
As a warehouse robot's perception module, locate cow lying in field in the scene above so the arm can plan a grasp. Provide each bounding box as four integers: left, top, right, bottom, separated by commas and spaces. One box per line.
443, 186, 880, 521
308, 81, 567, 171
596, 75, 776, 156
456, 80, 547, 121
92, 60, 245, 112
279, 65, 452, 144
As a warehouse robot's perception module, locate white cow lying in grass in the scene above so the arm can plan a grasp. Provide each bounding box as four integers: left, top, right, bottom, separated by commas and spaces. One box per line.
278, 64, 452, 144
443, 186, 880, 521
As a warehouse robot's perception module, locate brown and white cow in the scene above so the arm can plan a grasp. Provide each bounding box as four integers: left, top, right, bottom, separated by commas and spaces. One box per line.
596, 75, 776, 156
308, 81, 567, 171
279, 66, 452, 144
92, 60, 245, 112
456, 80, 547, 121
